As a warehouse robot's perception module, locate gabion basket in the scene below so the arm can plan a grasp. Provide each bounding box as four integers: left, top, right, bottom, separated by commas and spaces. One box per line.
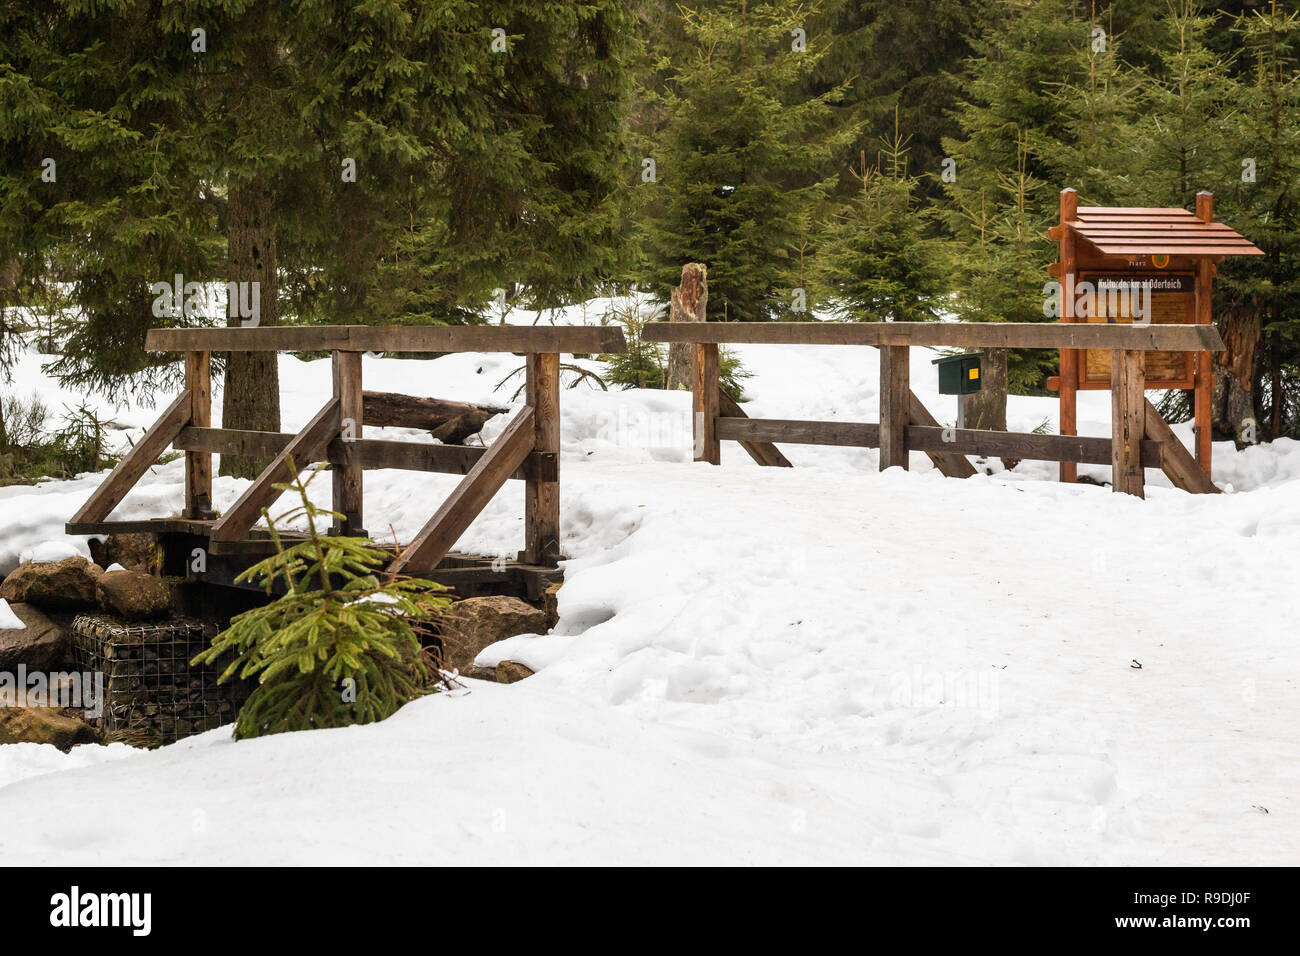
71, 615, 251, 746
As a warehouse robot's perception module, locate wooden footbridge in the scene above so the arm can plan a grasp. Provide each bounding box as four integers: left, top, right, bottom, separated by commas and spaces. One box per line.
65, 313, 1225, 602
65, 325, 624, 599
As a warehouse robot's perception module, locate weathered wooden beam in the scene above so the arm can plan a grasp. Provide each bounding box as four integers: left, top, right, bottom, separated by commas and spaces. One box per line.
878, 346, 910, 470
717, 390, 793, 467
174, 427, 557, 481
332, 350, 364, 536
69, 392, 191, 526
693, 343, 720, 465
146, 324, 627, 355
210, 398, 342, 543
390, 407, 537, 574
714, 417, 879, 448
906, 426, 1162, 467
1144, 399, 1219, 494
907, 391, 977, 479
184, 351, 215, 519
1111, 349, 1146, 497
361, 391, 507, 444
524, 353, 561, 565
642, 321, 1224, 352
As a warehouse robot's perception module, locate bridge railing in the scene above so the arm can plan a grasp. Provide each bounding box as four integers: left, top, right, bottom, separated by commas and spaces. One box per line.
641, 321, 1224, 498
67, 325, 626, 572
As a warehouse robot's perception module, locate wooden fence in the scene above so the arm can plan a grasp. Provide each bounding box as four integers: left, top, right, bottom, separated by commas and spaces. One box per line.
67, 325, 626, 573
641, 320, 1223, 498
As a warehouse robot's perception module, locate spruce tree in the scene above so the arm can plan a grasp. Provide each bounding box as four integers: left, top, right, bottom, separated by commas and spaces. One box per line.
0, 1, 634, 477
939, 0, 1087, 391
819, 123, 942, 322
1221, 0, 1300, 440
634, 0, 858, 322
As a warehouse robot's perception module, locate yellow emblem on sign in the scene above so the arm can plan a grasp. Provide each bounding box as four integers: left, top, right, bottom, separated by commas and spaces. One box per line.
969, 368, 979, 380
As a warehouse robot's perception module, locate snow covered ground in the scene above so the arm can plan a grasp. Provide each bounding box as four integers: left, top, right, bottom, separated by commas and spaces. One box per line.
1, 300, 1298, 864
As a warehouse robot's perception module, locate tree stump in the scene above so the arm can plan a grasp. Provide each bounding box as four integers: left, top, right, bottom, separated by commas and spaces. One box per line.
666, 263, 707, 391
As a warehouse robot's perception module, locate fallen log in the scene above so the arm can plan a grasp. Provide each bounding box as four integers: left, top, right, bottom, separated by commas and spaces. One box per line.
361, 391, 509, 445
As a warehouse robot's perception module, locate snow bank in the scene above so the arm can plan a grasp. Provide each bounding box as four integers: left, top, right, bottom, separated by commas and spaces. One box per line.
2, 308, 1298, 864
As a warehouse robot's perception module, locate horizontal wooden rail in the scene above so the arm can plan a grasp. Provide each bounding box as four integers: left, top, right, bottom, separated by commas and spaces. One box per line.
718, 416, 1163, 466
145, 324, 626, 355
642, 321, 1223, 352
174, 427, 556, 481
716, 417, 879, 448
905, 425, 1163, 467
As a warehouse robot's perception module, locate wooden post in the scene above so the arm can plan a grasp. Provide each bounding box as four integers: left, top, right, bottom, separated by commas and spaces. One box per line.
331, 350, 365, 536
1058, 188, 1079, 484
184, 351, 214, 519
1194, 191, 1215, 476
1111, 349, 1146, 497
524, 352, 561, 564
693, 343, 720, 465
878, 345, 910, 470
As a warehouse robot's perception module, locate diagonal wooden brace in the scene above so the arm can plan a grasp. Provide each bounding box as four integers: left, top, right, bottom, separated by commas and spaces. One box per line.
70, 392, 192, 525
391, 406, 537, 575
210, 398, 342, 543
1144, 399, 1219, 494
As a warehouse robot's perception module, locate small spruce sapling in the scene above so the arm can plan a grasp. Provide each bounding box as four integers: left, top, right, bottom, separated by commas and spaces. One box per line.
193, 463, 452, 739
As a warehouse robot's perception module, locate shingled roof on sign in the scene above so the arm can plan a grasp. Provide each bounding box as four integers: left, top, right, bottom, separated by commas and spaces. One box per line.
1068, 206, 1263, 257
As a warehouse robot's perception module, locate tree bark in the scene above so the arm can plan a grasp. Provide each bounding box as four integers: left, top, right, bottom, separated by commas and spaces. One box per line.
220, 175, 281, 479
1212, 301, 1261, 447
361, 392, 507, 445
666, 263, 707, 390
962, 348, 1018, 469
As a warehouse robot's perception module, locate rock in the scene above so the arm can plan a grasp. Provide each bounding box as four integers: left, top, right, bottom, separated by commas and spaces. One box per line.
495, 661, 535, 684
95, 570, 171, 621
439, 595, 546, 674
0, 556, 103, 610
88, 533, 159, 574
0, 707, 98, 749
0, 604, 70, 672
542, 582, 561, 631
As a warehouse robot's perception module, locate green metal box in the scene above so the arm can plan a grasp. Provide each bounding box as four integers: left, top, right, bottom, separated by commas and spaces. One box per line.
932, 353, 982, 395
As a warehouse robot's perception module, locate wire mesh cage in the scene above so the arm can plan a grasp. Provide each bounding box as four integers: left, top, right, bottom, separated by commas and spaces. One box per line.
71, 615, 252, 747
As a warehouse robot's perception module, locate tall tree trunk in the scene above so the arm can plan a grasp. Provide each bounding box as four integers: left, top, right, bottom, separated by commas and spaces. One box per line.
1212, 301, 1261, 447
1269, 318, 1283, 440
963, 348, 1018, 469
666, 263, 707, 390
219, 175, 281, 479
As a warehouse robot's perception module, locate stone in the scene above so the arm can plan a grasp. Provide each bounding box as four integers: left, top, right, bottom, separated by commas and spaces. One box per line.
0, 603, 70, 672
0, 707, 98, 749
542, 582, 561, 631
438, 595, 546, 674
495, 661, 535, 684
88, 533, 159, 574
95, 570, 171, 621
0, 556, 103, 610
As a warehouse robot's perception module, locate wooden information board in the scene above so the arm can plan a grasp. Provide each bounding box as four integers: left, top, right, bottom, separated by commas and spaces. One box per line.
1079, 272, 1195, 389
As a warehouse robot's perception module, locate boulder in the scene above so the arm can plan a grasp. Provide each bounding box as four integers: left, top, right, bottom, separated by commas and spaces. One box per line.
0, 603, 70, 672
439, 595, 546, 674
0, 706, 98, 749
542, 582, 561, 631
88, 533, 159, 574
495, 661, 535, 684
95, 569, 171, 621
0, 556, 103, 610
